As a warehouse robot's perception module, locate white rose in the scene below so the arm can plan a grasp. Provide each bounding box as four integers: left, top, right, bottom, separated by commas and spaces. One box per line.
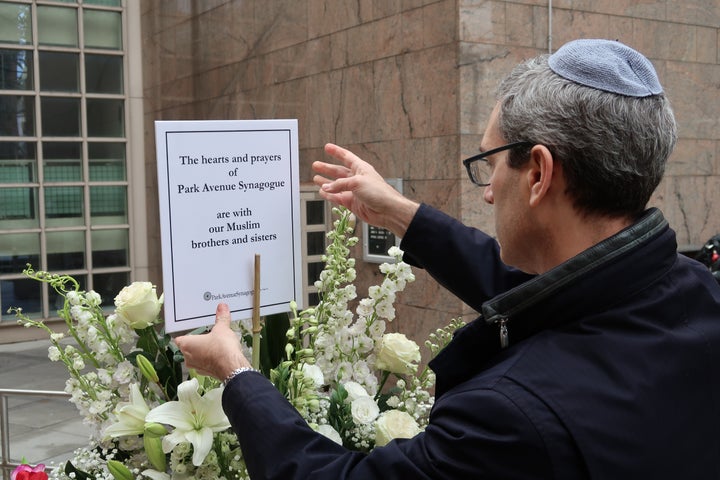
374, 409, 421, 446
316, 424, 343, 445
375, 333, 421, 375
351, 396, 380, 425
302, 363, 325, 389
114, 282, 164, 329
342, 381, 369, 402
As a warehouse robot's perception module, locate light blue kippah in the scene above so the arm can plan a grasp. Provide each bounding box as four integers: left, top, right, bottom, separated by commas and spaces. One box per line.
548, 39, 663, 97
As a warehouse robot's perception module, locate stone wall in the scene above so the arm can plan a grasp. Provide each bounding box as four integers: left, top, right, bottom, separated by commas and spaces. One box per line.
457, 0, 720, 250
140, 0, 719, 355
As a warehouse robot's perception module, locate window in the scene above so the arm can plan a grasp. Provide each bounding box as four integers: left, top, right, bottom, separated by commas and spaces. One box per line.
0, 0, 130, 320
300, 188, 332, 307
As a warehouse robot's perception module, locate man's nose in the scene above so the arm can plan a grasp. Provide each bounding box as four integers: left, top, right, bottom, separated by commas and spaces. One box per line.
483, 185, 494, 204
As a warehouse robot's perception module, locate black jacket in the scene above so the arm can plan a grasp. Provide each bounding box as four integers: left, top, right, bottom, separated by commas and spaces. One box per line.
223, 205, 720, 479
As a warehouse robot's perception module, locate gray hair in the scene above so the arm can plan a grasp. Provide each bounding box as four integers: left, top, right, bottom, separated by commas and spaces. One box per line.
496, 54, 677, 218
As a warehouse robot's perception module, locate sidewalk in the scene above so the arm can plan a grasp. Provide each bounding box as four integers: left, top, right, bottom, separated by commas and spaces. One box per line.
0, 339, 91, 478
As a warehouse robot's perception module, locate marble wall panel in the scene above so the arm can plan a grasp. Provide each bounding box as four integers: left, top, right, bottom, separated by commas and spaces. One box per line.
402, 0, 448, 10
305, 73, 338, 148
631, 18, 702, 62
399, 45, 459, 138
696, 27, 718, 64
372, 0, 404, 19
654, 175, 720, 248
666, 139, 716, 176
665, 0, 720, 28
458, 44, 539, 134
139, 0, 720, 325
373, 57, 412, 141
402, 1, 456, 50
332, 63, 381, 144
399, 135, 460, 181
248, 1, 309, 55
307, 0, 366, 38
329, 30, 351, 70
545, 9, 612, 46
459, 1, 507, 44
664, 61, 720, 141
506, 2, 538, 48
347, 15, 404, 65
548, 0, 668, 21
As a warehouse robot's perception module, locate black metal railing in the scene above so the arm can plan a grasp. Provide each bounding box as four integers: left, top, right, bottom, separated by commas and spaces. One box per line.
0, 388, 70, 478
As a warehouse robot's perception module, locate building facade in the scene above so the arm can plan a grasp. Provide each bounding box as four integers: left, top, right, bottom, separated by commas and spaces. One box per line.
1, 0, 718, 346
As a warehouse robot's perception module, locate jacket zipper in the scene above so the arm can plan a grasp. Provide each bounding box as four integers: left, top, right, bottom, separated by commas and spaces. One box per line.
499, 318, 509, 348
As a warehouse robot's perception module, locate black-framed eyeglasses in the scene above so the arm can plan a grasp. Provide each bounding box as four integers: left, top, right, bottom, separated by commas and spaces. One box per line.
462, 141, 533, 186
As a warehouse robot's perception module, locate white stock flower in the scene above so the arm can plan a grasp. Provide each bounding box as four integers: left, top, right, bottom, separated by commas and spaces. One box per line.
335, 361, 354, 382
114, 281, 164, 329
375, 409, 421, 446
66, 290, 82, 306
316, 424, 343, 445
355, 334, 374, 354
97, 368, 112, 385
112, 360, 135, 385
85, 290, 102, 306
356, 298, 374, 317
375, 300, 396, 321
361, 374, 379, 397
104, 383, 150, 438
71, 305, 93, 324
48, 345, 61, 361
145, 377, 230, 466
368, 320, 386, 338
351, 361, 371, 381
375, 333, 421, 375
351, 396, 379, 425
73, 356, 85, 370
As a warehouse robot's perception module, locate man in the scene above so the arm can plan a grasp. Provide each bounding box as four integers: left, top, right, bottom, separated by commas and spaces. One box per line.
176, 39, 720, 478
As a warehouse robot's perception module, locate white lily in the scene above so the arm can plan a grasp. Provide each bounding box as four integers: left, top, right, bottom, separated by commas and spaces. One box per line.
141, 470, 171, 480
104, 383, 150, 438
145, 377, 231, 466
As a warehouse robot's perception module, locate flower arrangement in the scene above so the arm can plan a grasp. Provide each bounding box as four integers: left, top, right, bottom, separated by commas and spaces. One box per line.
11, 207, 464, 479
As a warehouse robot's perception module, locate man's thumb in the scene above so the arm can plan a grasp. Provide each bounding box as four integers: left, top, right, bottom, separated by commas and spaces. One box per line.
215, 302, 232, 327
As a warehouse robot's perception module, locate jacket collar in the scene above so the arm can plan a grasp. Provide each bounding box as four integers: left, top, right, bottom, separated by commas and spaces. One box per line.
430, 208, 672, 397
481, 208, 669, 346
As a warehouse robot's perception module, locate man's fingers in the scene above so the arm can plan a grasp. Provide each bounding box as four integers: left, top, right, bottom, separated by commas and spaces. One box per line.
323, 143, 352, 165
312, 160, 353, 180
324, 143, 367, 170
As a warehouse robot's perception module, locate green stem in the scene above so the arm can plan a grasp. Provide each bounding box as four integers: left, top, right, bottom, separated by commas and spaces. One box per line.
252, 330, 261, 370
375, 370, 391, 401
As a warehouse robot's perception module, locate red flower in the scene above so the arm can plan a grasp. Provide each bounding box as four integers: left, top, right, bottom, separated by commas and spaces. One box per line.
11, 464, 48, 480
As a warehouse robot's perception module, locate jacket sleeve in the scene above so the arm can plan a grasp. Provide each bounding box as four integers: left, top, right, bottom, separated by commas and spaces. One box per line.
399, 204, 532, 311
222, 372, 555, 480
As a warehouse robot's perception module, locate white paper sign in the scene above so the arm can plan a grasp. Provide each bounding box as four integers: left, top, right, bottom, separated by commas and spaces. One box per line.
155, 119, 302, 333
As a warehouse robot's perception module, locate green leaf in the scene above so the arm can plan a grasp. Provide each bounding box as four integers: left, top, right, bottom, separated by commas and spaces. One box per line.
327, 384, 353, 444
64, 460, 92, 480
259, 312, 291, 376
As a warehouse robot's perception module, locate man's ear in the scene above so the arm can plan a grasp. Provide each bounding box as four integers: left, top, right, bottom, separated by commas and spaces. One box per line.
527, 145, 555, 207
